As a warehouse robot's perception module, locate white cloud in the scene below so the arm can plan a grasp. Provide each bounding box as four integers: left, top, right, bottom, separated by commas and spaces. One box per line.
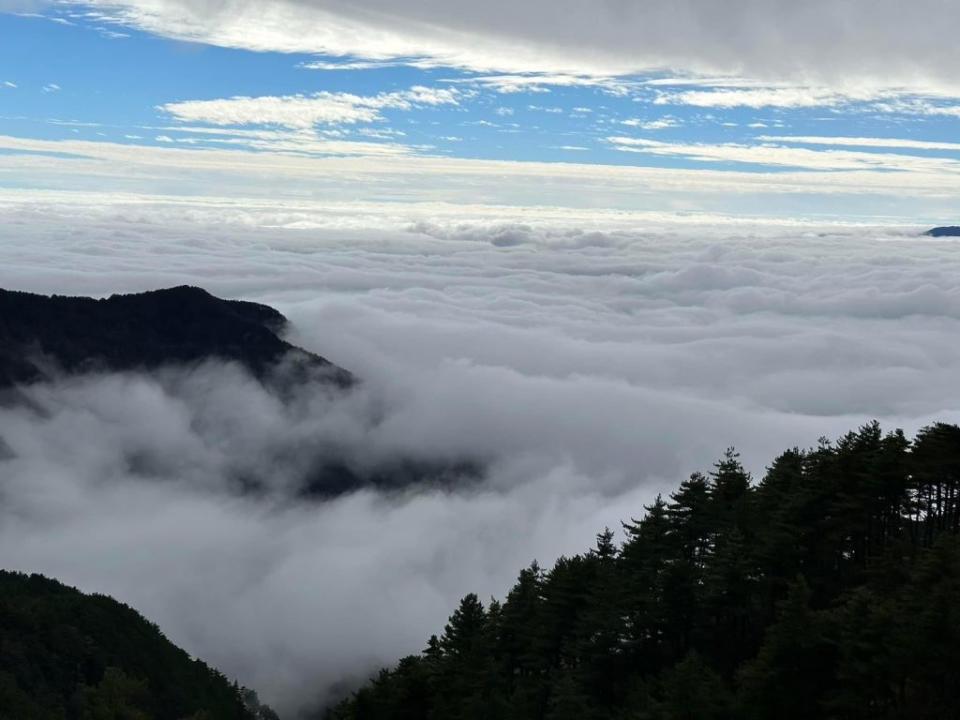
606, 136, 960, 175
654, 85, 960, 114
2, 198, 960, 713
654, 86, 862, 109
2, 81, 16, 89
3, 134, 960, 223
147, 125, 414, 156
871, 98, 960, 117
42, 82, 61, 93
758, 135, 960, 152
621, 117, 680, 130
57, 0, 960, 98
300, 59, 405, 71
159, 86, 460, 130
124, 125, 420, 158
527, 104, 564, 114
455, 73, 629, 94
97, 26, 130, 38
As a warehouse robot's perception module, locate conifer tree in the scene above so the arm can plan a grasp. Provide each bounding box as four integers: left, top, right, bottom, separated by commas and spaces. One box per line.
329, 423, 960, 720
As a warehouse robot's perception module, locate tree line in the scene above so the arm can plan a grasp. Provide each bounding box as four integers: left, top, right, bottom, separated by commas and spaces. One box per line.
327, 421, 960, 720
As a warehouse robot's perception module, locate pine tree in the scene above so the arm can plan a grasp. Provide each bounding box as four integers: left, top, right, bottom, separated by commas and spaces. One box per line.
657, 652, 731, 720
497, 563, 545, 717
331, 424, 960, 720
737, 577, 835, 720
620, 497, 671, 674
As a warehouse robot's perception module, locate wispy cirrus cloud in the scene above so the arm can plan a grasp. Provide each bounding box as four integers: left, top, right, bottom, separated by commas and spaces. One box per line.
653, 86, 869, 109
606, 136, 960, 175
621, 117, 681, 130
3, 134, 960, 224
871, 98, 960, 117
452, 73, 630, 95
300, 59, 407, 71
147, 126, 417, 156
758, 135, 960, 152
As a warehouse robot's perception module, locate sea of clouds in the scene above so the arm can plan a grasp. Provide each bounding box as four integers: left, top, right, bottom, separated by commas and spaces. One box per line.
1, 194, 959, 715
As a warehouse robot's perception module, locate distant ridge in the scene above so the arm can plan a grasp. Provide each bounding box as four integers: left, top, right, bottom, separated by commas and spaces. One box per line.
925, 226, 960, 237
0, 286, 354, 389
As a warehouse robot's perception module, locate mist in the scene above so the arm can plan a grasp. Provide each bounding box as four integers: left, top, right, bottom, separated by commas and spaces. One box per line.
2, 199, 960, 715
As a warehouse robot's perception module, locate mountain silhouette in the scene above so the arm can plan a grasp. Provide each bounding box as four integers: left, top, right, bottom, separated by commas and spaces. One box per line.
0, 285, 353, 389
0, 286, 477, 496
925, 226, 960, 237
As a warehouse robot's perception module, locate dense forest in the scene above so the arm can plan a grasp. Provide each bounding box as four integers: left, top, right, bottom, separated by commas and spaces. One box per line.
327, 421, 960, 720
0, 570, 277, 720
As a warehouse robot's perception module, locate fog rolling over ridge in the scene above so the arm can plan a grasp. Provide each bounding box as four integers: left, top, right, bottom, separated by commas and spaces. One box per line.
2, 201, 960, 715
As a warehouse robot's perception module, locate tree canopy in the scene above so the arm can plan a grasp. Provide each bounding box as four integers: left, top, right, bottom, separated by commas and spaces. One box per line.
327, 421, 960, 720
0, 570, 276, 720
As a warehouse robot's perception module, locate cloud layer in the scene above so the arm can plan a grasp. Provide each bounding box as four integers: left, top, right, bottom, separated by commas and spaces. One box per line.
3, 136, 960, 225
68, 0, 960, 93
2, 198, 960, 715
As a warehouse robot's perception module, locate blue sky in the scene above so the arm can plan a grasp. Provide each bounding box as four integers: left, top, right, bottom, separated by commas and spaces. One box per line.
2, 1, 960, 222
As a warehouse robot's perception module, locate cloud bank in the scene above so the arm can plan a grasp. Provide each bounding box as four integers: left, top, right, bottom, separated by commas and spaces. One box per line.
3, 137, 960, 225
65, 0, 960, 94
2, 199, 960, 715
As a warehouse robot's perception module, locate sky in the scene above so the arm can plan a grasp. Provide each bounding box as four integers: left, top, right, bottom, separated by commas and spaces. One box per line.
2, 0, 960, 222
3, 3, 960, 718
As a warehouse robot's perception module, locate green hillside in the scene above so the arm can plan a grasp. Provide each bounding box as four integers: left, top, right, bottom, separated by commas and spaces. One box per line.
0, 570, 276, 720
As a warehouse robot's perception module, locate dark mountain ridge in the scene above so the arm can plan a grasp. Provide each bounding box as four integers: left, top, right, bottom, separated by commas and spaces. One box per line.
0, 285, 479, 497
924, 226, 960, 237
0, 285, 353, 389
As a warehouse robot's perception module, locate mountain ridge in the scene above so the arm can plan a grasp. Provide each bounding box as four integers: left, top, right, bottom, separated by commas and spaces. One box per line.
924, 226, 960, 237
0, 285, 354, 389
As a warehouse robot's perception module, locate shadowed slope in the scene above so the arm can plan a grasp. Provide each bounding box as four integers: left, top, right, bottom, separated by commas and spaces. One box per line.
0, 286, 353, 389
0, 286, 481, 497
0, 570, 277, 719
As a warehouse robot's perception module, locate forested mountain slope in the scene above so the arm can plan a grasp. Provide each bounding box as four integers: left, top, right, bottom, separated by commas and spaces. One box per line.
0, 570, 278, 719
328, 422, 960, 720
